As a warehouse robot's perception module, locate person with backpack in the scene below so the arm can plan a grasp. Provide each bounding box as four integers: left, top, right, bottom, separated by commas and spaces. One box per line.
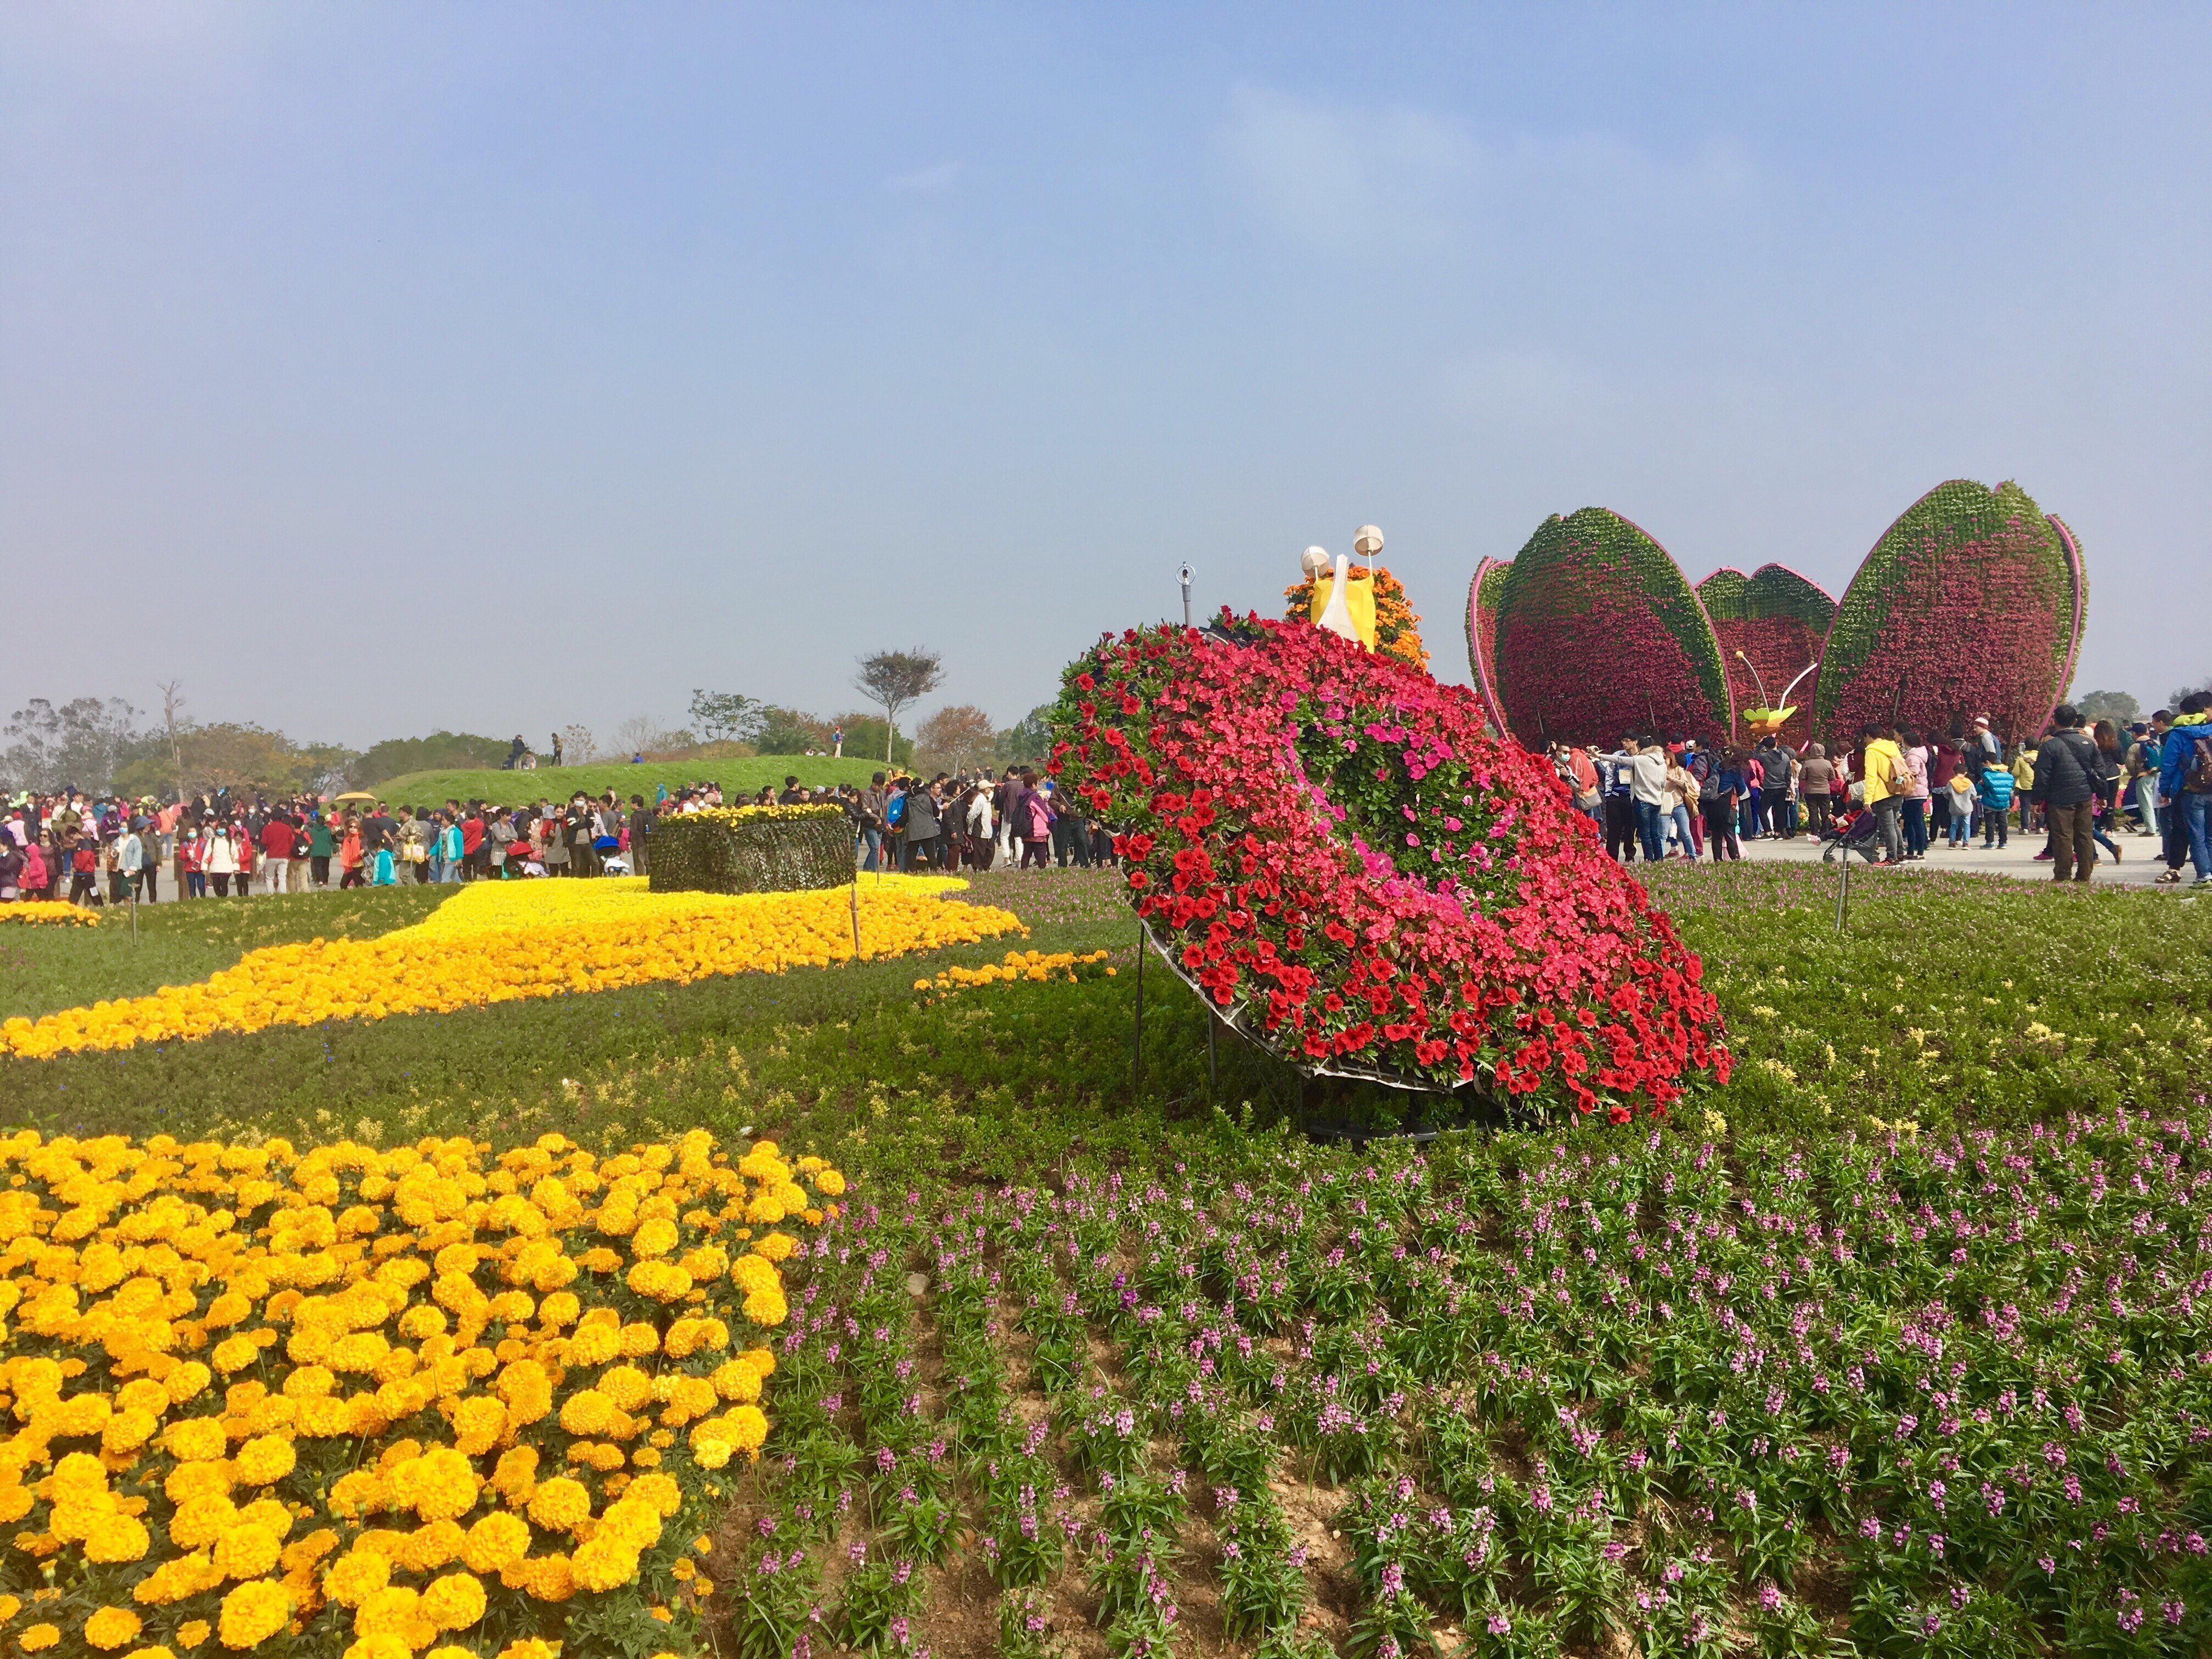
2153, 693, 2212, 886
1596, 740, 1640, 863
1944, 763, 1978, 847
1663, 749, 1701, 858
1975, 752, 2013, 848
1014, 769, 1054, 869
2028, 704, 2108, 882
899, 777, 941, 872
2090, 720, 2128, 866
2012, 740, 2040, 839
2126, 720, 2163, 836
1699, 749, 1743, 861
993, 766, 1023, 868
67, 835, 102, 906
1861, 723, 1909, 866
1550, 743, 1601, 825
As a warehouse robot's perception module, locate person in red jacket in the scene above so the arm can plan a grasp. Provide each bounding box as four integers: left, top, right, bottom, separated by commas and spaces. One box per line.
460, 805, 486, 882
259, 815, 298, 894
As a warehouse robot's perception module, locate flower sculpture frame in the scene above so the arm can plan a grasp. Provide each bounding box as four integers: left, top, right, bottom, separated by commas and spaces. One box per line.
1491, 509, 1734, 747
2046, 513, 2089, 738
1462, 556, 1512, 737
1051, 616, 1729, 1119
1812, 479, 2085, 748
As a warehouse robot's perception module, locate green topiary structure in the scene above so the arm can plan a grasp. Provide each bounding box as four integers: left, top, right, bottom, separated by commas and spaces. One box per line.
647, 806, 855, 895
1491, 508, 1734, 748
1813, 479, 2084, 750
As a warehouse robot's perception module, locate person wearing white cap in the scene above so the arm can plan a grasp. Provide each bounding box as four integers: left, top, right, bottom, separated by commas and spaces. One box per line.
1971, 715, 2001, 768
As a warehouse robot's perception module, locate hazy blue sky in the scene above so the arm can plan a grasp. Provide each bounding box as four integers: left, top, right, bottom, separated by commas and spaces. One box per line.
4, 3, 2207, 751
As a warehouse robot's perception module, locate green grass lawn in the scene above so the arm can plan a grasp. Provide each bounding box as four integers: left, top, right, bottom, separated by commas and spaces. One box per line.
368, 753, 884, 809
5, 864, 2211, 1656
7, 862, 2209, 1163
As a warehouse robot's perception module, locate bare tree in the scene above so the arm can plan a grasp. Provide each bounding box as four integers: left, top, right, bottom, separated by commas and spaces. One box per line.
157, 679, 189, 805
560, 723, 598, 765
853, 648, 945, 765
915, 704, 998, 772
612, 714, 682, 758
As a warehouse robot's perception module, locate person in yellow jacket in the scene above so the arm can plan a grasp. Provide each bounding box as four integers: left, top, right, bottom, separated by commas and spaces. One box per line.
2011, 741, 2039, 838
1861, 723, 1909, 865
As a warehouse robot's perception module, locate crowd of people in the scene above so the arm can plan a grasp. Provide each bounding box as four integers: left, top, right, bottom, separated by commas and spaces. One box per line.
0, 761, 1120, 905
6, 697, 2205, 906
1543, 696, 2212, 885
0, 787, 675, 903
847, 766, 1111, 873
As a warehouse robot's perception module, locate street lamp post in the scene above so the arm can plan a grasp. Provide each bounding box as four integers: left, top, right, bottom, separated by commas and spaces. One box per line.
1178, 563, 1195, 629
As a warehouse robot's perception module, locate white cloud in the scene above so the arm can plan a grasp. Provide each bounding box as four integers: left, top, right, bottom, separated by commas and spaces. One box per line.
889, 161, 960, 193
1219, 83, 1752, 255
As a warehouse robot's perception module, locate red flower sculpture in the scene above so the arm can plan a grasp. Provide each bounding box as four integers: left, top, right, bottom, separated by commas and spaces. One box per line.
1051, 617, 1730, 1119
1696, 564, 1837, 747
1489, 509, 1734, 748
1813, 479, 2085, 748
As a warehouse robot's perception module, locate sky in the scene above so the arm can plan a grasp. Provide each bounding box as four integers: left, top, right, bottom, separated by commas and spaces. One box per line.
4, 3, 2208, 753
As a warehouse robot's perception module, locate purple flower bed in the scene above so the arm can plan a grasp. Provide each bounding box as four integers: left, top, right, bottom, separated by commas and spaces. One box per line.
728, 1105, 2212, 1657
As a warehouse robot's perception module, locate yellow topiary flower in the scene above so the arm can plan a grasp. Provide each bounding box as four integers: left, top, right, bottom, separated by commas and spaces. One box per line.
571, 1531, 642, 1592
83, 1606, 144, 1650
525, 1476, 591, 1532
420, 1570, 488, 1631
557, 1388, 615, 1436
216, 1579, 290, 1649
323, 1548, 392, 1607
212, 1523, 281, 1581
234, 1434, 298, 1487
462, 1510, 532, 1573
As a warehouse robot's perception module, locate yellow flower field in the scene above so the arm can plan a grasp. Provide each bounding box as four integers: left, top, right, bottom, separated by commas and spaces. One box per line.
917, 947, 1115, 1002
1, 901, 99, 927
0, 1126, 840, 1655
1, 876, 1019, 1060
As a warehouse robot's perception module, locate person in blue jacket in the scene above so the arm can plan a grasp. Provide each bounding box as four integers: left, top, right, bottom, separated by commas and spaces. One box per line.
2154, 694, 2212, 884
1974, 756, 2013, 848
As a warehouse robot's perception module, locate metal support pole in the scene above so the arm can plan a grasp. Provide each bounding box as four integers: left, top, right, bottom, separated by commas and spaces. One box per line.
1206, 1009, 1218, 1090
850, 879, 862, 960
1835, 855, 1849, 934
1132, 919, 1144, 1095
1178, 563, 1195, 630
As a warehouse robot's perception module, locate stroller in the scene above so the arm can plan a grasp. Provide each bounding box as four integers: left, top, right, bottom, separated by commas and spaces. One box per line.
1820, 803, 1882, 865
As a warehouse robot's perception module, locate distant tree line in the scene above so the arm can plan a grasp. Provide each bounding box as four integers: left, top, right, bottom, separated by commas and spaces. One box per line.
3, 673, 1060, 801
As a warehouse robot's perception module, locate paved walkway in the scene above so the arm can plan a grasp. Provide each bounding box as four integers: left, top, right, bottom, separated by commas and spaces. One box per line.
1709, 825, 2184, 888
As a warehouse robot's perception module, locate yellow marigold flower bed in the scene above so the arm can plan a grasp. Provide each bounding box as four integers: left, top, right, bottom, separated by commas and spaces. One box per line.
916, 947, 1115, 1001
0, 1126, 840, 1656
1, 874, 1017, 1059
683, 803, 847, 826
0, 902, 99, 927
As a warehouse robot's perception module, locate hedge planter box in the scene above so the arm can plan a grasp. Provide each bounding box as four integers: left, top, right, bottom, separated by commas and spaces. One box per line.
648, 805, 854, 895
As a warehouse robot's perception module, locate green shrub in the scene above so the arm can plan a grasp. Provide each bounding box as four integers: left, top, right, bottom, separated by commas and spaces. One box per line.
647, 808, 855, 894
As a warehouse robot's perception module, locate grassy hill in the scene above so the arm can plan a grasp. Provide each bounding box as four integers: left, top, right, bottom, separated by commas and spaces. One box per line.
366, 753, 883, 808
